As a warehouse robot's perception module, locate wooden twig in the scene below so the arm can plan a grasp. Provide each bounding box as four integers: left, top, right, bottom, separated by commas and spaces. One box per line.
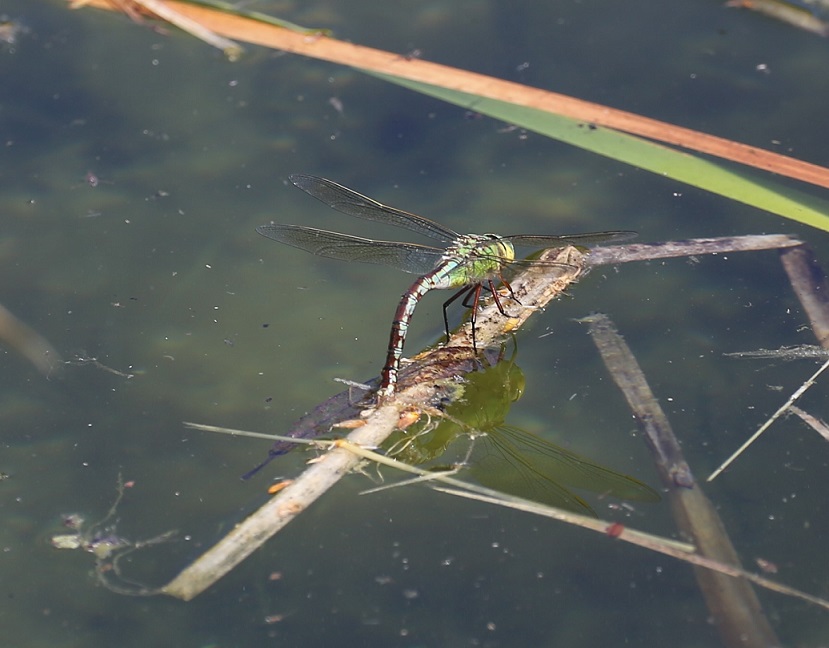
586, 234, 801, 267
725, 344, 829, 360
705, 243, 829, 478
161, 403, 402, 600
161, 246, 587, 600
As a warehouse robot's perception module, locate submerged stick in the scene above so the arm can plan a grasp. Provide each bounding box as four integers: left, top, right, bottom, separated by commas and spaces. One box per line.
583, 313, 780, 648
780, 244, 829, 347
0, 302, 61, 376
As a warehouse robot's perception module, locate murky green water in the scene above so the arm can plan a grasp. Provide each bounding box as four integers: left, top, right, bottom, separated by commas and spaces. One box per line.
1, 1, 828, 645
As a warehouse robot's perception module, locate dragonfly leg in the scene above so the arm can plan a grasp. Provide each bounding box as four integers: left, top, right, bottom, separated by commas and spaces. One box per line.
484, 279, 521, 319
441, 285, 477, 343
499, 274, 522, 307
467, 283, 483, 353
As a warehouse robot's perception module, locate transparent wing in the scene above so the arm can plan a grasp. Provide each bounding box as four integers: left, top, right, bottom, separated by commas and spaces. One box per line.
471, 425, 660, 506
289, 174, 461, 244
504, 231, 637, 248
256, 224, 444, 274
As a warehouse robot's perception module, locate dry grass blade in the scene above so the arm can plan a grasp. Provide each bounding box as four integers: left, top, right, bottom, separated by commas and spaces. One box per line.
70, 0, 829, 190
726, 0, 829, 37
69, 0, 243, 59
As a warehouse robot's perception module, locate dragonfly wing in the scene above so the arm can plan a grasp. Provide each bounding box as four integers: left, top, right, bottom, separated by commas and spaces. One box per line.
468, 433, 595, 513
256, 224, 443, 274
505, 231, 637, 248
289, 174, 461, 244
480, 425, 660, 502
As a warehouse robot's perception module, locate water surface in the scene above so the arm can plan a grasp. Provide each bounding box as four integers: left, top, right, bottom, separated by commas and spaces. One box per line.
1, 1, 827, 646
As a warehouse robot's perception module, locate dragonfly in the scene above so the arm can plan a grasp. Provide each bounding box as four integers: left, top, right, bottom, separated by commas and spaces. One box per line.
257, 175, 636, 401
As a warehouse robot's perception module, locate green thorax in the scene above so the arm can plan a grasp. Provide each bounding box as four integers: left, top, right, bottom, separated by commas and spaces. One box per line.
435, 234, 515, 289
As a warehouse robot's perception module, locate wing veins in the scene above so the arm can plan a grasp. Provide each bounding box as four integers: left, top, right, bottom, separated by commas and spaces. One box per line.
256, 224, 444, 274
289, 174, 461, 244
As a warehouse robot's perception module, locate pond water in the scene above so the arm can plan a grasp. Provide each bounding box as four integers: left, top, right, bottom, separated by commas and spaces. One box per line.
1, 1, 828, 646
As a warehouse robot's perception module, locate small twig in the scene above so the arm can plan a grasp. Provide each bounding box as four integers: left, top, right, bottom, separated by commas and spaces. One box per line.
184, 421, 325, 445
162, 403, 403, 601
435, 487, 829, 612
708, 357, 829, 481
788, 405, 829, 442
725, 345, 829, 361
67, 353, 135, 379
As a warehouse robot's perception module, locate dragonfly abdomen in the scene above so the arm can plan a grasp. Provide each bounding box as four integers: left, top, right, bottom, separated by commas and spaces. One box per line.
378, 272, 448, 400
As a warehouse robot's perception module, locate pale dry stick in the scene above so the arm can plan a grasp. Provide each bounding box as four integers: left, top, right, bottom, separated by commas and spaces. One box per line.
162, 403, 402, 601
585, 234, 801, 267
184, 422, 304, 444
341, 434, 829, 610
162, 247, 586, 600
131, 0, 243, 59
707, 357, 829, 481
337, 438, 694, 554
434, 487, 829, 612
177, 423, 829, 611
725, 345, 829, 361
708, 244, 829, 471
